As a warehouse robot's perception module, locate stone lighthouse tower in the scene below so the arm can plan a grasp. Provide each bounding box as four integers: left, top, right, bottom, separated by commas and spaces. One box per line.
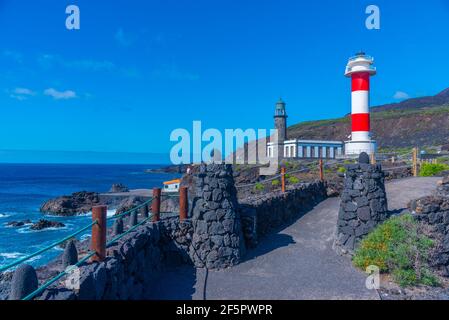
274, 98, 288, 145
344, 52, 377, 156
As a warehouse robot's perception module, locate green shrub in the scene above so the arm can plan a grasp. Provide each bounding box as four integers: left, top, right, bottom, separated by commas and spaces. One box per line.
288, 176, 300, 184
271, 179, 280, 186
337, 166, 346, 174
353, 214, 439, 287
419, 163, 449, 177
254, 183, 265, 192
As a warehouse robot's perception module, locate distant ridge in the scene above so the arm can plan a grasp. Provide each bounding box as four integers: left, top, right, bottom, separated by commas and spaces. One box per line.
372, 87, 449, 113
288, 87, 449, 149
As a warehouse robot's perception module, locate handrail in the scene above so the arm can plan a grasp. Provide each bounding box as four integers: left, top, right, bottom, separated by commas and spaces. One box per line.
0, 220, 98, 273
22, 214, 156, 300
109, 198, 153, 221
22, 250, 97, 301
0, 185, 184, 300
106, 215, 153, 247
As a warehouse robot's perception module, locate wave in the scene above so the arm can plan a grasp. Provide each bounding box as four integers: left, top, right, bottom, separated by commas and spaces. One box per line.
0, 213, 10, 218
0, 252, 42, 267
3, 221, 33, 228
57, 209, 116, 218
80, 234, 91, 241
16, 224, 70, 234
0, 252, 23, 259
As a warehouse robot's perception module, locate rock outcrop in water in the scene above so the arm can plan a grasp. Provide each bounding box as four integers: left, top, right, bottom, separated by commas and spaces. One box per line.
6, 219, 64, 230
40, 191, 102, 216
109, 184, 129, 193
30, 219, 65, 231
6, 220, 32, 228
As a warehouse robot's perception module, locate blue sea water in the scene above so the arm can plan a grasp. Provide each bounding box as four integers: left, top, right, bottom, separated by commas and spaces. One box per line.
0, 164, 179, 269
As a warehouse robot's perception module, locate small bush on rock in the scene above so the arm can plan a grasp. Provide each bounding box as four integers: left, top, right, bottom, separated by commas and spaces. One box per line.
419, 163, 449, 177
337, 166, 346, 174
271, 180, 280, 186
254, 183, 265, 192
353, 214, 439, 287
288, 176, 300, 184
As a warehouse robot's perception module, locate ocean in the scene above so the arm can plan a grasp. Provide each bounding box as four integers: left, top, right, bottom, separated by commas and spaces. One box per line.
0, 164, 179, 269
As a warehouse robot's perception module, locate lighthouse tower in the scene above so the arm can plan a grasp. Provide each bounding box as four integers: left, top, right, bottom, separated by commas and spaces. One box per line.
274, 98, 288, 144
344, 52, 377, 156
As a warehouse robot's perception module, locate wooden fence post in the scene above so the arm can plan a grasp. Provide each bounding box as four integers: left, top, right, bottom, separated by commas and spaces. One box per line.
152, 188, 161, 222
91, 205, 107, 262
370, 153, 376, 165
281, 167, 286, 193
179, 187, 188, 221
412, 147, 418, 177
319, 159, 324, 182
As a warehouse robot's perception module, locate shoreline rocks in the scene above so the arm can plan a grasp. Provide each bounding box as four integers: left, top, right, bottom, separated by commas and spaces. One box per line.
30, 219, 65, 231
40, 191, 102, 216
109, 184, 129, 193
6, 220, 32, 228
5, 219, 64, 231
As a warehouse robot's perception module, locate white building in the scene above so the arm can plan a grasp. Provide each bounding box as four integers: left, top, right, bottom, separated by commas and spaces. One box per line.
267, 98, 344, 160
267, 139, 343, 159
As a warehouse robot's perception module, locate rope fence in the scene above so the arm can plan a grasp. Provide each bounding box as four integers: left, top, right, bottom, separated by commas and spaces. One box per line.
235, 157, 420, 190
0, 186, 190, 300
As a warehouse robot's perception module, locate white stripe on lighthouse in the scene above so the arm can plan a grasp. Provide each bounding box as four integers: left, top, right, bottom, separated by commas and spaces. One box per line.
352, 131, 371, 141
351, 90, 369, 114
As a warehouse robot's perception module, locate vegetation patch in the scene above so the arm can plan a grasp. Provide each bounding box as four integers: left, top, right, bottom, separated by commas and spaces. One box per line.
271, 179, 280, 186
419, 163, 449, 177
288, 176, 300, 184
254, 182, 265, 192
337, 166, 346, 174
353, 214, 439, 287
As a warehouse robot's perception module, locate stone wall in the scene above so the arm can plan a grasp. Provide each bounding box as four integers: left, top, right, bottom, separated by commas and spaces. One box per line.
239, 181, 327, 248
38, 215, 194, 300
334, 153, 388, 255
190, 163, 244, 269
409, 176, 449, 276
39, 222, 162, 300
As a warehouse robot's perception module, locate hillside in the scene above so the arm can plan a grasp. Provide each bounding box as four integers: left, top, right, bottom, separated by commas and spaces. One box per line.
288, 87, 449, 149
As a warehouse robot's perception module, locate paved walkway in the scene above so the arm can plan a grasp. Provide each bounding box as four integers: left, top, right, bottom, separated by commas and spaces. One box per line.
149, 177, 440, 300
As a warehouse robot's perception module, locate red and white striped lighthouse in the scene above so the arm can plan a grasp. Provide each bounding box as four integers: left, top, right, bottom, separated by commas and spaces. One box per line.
344, 52, 377, 155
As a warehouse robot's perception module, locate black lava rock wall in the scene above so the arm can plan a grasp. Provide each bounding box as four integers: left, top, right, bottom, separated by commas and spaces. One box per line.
190, 163, 244, 269
334, 153, 388, 255
409, 176, 449, 276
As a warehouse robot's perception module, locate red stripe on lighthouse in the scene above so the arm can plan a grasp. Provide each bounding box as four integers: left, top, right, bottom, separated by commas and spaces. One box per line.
352, 72, 370, 92
352, 113, 370, 132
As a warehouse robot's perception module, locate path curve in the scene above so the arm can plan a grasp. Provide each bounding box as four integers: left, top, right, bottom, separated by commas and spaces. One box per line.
149, 177, 440, 300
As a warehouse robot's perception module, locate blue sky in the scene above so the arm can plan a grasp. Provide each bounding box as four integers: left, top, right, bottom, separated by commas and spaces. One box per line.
0, 0, 448, 163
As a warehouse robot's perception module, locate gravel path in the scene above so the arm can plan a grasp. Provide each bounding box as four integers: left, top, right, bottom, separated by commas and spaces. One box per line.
149, 177, 441, 300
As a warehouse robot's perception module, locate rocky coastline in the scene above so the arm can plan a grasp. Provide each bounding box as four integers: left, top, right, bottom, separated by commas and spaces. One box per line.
6, 219, 65, 231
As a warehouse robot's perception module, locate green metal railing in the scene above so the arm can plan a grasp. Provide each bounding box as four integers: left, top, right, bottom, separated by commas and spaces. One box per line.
0, 193, 169, 300
0, 221, 98, 273
109, 198, 153, 221
22, 250, 97, 301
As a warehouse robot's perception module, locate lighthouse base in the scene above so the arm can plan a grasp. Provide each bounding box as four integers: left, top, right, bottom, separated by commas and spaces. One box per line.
344, 140, 377, 156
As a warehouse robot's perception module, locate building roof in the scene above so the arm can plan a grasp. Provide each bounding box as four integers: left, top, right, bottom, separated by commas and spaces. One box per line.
163, 179, 181, 185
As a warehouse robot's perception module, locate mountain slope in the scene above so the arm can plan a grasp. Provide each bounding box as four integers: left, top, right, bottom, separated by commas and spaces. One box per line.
288, 88, 449, 148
